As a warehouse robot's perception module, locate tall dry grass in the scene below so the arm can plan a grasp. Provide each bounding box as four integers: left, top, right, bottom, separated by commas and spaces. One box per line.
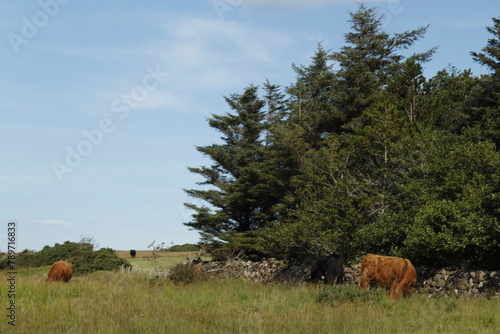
1, 267, 499, 333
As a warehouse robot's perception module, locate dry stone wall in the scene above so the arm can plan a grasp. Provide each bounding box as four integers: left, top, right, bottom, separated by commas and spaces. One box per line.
201, 259, 500, 298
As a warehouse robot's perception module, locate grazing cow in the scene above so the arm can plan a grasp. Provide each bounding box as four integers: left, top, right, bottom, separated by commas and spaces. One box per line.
309, 254, 345, 285
130, 249, 136, 258
359, 254, 416, 301
47, 260, 73, 282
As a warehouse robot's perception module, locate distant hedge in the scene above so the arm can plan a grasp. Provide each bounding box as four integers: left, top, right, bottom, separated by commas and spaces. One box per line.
0, 241, 130, 275
167, 243, 200, 252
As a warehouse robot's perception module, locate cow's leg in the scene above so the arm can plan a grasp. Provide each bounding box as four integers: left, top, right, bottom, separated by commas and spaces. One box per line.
324, 267, 333, 285
389, 283, 403, 301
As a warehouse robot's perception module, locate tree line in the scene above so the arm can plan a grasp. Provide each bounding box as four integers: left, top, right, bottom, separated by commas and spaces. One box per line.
184, 5, 500, 269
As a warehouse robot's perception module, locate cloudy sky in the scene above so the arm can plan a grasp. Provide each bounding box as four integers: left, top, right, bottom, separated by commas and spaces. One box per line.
1, 0, 498, 251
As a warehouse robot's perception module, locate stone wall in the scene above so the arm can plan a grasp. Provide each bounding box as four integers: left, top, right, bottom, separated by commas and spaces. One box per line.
202, 259, 500, 298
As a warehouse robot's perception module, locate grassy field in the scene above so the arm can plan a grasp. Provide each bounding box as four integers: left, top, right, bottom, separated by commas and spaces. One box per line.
115, 250, 208, 274
1, 254, 499, 333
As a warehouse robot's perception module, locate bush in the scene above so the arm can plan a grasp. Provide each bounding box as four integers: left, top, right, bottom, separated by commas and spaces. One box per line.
168, 263, 203, 285
15, 249, 38, 267
71, 248, 131, 275
35, 241, 82, 266
0, 249, 37, 269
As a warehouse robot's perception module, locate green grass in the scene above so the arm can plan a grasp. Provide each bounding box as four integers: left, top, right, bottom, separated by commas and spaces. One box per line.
127, 256, 190, 272
115, 251, 209, 274
1, 269, 499, 333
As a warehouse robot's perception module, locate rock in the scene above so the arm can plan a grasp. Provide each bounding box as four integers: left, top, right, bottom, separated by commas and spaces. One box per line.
455, 278, 469, 291
202, 260, 498, 298
436, 279, 446, 288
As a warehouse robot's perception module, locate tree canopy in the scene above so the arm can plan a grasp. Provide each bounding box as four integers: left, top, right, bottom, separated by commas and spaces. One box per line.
184, 5, 500, 268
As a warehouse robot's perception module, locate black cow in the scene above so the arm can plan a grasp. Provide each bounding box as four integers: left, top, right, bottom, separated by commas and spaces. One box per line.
309, 254, 344, 284
130, 249, 136, 258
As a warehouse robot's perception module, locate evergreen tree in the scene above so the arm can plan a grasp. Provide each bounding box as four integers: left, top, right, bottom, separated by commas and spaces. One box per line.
184, 7, 500, 267
287, 43, 338, 146
471, 17, 500, 77
467, 17, 500, 146
271, 4, 435, 258
330, 4, 435, 131
184, 85, 291, 256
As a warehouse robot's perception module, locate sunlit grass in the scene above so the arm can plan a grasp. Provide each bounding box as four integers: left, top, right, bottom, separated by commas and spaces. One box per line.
1, 269, 499, 333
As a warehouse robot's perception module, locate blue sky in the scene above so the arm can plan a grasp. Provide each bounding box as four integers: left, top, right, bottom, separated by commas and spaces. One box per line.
1, 0, 498, 252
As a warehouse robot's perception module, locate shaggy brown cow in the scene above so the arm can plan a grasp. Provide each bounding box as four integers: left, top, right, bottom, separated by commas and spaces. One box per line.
359, 254, 416, 301
47, 260, 73, 282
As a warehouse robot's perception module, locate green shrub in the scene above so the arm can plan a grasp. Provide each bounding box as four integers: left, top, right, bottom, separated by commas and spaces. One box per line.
0, 241, 130, 275
168, 263, 203, 285
71, 248, 131, 275
35, 241, 82, 266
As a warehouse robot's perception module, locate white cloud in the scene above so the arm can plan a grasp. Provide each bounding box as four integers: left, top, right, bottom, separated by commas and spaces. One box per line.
154, 17, 296, 92
168, 17, 294, 65
44, 15, 297, 117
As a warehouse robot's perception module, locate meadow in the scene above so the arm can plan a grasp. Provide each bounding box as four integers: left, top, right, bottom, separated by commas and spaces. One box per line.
1, 252, 499, 333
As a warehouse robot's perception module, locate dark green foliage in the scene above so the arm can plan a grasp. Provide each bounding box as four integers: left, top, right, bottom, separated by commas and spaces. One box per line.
330, 4, 434, 132
470, 17, 500, 77
36, 241, 81, 266
71, 247, 130, 275
0, 249, 37, 269
184, 84, 293, 251
185, 5, 500, 269
209, 230, 270, 261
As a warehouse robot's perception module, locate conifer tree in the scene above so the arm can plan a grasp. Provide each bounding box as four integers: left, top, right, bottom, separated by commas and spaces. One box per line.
184, 84, 291, 252
330, 4, 434, 131
468, 17, 500, 146
287, 43, 337, 145
184, 86, 266, 241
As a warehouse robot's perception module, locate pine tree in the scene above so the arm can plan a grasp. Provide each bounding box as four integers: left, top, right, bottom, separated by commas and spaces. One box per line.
184, 85, 266, 240
467, 17, 500, 146
471, 17, 500, 77
184, 84, 292, 255
330, 4, 435, 131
